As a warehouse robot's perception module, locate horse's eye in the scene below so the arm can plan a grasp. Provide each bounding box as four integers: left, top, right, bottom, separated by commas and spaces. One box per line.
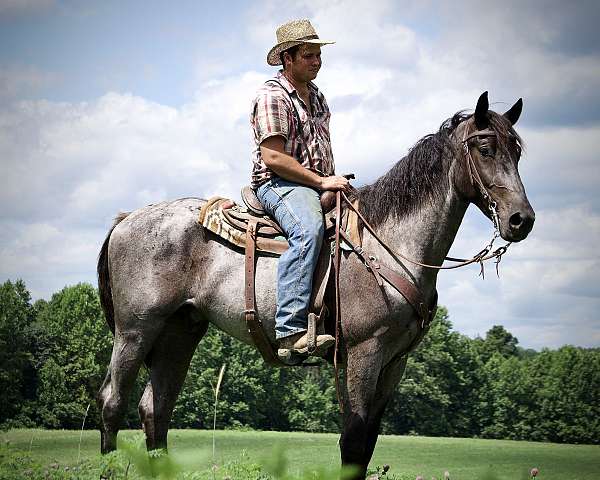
479, 147, 492, 157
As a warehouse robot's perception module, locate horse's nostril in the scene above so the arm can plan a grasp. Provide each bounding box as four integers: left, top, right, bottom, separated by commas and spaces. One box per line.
509, 212, 523, 228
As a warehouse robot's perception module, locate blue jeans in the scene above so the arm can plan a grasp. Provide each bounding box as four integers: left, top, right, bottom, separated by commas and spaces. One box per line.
256, 178, 324, 340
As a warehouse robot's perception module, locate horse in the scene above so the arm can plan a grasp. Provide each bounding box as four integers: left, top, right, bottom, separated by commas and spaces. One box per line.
96, 92, 534, 478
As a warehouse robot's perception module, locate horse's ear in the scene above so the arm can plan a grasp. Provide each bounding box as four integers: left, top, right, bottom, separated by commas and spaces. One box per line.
504, 98, 523, 125
474, 91, 489, 129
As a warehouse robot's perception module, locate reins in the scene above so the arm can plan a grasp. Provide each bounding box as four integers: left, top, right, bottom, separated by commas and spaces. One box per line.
340, 125, 512, 278
342, 191, 509, 277
330, 130, 514, 407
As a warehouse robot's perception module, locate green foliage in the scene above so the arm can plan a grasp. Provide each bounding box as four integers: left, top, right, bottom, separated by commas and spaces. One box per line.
383, 307, 483, 437
519, 346, 599, 444
173, 326, 338, 433
0, 441, 98, 480
477, 325, 520, 362
0, 280, 37, 428
1, 278, 599, 446
287, 368, 339, 433
34, 283, 113, 429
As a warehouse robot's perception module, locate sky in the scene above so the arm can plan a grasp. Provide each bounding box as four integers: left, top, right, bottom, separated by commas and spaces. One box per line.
1, 0, 599, 350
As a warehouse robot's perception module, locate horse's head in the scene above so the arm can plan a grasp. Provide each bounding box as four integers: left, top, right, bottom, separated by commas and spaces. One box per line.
456, 92, 535, 242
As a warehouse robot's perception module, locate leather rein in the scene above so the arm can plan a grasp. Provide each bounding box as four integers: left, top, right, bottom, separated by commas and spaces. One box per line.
341, 125, 512, 278
329, 126, 513, 407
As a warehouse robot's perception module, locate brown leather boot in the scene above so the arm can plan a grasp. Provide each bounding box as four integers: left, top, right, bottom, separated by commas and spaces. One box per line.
277, 331, 335, 362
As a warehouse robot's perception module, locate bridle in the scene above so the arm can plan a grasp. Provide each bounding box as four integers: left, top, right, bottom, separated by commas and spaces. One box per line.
341, 121, 513, 278
458, 123, 512, 275
330, 121, 514, 403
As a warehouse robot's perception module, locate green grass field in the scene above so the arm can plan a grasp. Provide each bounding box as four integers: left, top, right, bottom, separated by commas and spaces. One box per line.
1, 429, 599, 479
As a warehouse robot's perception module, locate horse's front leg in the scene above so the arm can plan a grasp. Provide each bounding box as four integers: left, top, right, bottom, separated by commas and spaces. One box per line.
340, 338, 383, 479
363, 354, 408, 468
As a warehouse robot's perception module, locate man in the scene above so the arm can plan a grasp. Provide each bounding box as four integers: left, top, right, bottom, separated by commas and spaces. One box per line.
250, 19, 349, 363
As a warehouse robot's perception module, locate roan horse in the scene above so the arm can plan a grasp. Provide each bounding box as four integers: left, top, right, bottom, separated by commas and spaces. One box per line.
96, 92, 534, 478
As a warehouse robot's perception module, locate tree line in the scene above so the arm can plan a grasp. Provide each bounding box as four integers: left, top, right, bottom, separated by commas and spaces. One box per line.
1, 279, 598, 444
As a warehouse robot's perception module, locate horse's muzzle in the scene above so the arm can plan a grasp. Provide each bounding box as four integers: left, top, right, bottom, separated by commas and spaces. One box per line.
505, 204, 535, 242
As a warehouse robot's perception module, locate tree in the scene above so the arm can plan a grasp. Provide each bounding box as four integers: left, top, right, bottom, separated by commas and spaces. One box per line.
287, 367, 339, 432
172, 326, 338, 432
528, 346, 600, 444
0, 280, 36, 427
382, 307, 483, 437
34, 283, 113, 428
478, 325, 519, 363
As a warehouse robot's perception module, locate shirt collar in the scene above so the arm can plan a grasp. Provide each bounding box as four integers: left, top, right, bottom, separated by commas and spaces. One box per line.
276, 70, 319, 97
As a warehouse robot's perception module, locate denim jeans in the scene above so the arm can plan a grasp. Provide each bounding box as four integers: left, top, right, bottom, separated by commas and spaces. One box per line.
256, 178, 324, 340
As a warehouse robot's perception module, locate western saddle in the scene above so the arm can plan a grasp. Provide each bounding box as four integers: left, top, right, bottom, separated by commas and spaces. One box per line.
198, 184, 437, 367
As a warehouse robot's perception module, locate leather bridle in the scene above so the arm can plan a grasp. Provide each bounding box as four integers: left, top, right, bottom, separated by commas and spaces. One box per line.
461, 126, 501, 230
339, 123, 513, 278
329, 125, 514, 404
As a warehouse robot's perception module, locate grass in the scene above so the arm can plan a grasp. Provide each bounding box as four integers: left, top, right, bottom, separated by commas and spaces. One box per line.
2, 429, 600, 479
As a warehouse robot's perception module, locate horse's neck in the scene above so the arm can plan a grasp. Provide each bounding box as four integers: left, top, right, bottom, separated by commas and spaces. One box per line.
364, 161, 468, 278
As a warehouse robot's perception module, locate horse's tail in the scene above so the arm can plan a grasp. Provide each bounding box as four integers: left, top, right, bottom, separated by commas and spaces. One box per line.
97, 212, 130, 335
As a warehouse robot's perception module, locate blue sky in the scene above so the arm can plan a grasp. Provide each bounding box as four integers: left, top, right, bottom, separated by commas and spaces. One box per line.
1, 0, 599, 349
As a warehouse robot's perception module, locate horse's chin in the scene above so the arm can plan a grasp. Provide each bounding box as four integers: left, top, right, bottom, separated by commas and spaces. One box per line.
499, 221, 532, 243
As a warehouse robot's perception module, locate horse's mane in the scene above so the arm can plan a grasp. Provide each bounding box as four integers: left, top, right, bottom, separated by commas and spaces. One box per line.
354, 110, 522, 226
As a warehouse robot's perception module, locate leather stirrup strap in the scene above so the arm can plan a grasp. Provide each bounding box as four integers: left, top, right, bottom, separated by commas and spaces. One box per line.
244, 219, 282, 365
333, 191, 344, 412
307, 312, 317, 353
310, 247, 333, 313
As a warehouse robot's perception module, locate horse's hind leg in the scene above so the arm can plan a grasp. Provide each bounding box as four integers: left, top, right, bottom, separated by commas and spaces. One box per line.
96, 368, 113, 452
139, 308, 208, 451
98, 315, 165, 454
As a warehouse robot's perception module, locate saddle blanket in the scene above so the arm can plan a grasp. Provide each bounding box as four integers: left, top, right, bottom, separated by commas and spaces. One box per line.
198, 195, 363, 255
198, 196, 287, 254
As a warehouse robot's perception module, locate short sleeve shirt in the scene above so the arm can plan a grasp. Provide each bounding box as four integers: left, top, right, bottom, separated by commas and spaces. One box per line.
250, 71, 335, 188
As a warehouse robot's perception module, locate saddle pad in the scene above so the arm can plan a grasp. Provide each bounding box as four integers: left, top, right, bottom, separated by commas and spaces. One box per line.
198, 196, 288, 254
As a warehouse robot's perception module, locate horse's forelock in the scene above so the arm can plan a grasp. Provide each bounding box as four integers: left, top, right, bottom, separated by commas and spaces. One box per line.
486, 110, 523, 157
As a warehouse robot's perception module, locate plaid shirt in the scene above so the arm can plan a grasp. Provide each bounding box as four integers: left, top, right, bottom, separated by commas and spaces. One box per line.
250, 71, 335, 188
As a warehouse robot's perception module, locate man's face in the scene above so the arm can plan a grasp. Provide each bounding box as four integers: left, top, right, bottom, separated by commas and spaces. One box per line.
286, 44, 322, 82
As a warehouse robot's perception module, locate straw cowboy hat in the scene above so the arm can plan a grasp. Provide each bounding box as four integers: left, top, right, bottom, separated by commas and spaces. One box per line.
267, 19, 335, 66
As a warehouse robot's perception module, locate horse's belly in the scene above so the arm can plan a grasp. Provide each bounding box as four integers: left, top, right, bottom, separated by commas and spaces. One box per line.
196, 247, 279, 345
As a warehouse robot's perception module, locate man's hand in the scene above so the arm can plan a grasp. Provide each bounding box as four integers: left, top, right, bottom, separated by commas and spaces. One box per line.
260, 137, 352, 192
319, 175, 350, 192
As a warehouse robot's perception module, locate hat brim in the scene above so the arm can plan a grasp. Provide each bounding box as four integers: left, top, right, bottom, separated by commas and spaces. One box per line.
267, 39, 335, 66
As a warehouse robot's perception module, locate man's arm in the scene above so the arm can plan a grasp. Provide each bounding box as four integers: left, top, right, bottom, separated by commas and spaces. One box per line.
260, 136, 349, 191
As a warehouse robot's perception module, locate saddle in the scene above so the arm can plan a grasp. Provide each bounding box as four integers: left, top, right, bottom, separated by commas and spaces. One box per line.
198, 186, 437, 368
198, 187, 355, 366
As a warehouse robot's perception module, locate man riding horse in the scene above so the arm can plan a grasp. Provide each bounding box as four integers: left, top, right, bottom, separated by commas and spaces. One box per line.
96, 18, 534, 474
250, 19, 349, 363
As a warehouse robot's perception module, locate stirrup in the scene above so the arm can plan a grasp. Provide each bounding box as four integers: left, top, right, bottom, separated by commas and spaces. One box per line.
276, 349, 326, 367
277, 349, 309, 366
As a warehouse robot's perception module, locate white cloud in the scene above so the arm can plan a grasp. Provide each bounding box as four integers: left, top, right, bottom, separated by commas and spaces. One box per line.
439, 202, 600, 349
0, 72, 266, 226
1, 0, 599, 350
0, 73, 265, 301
